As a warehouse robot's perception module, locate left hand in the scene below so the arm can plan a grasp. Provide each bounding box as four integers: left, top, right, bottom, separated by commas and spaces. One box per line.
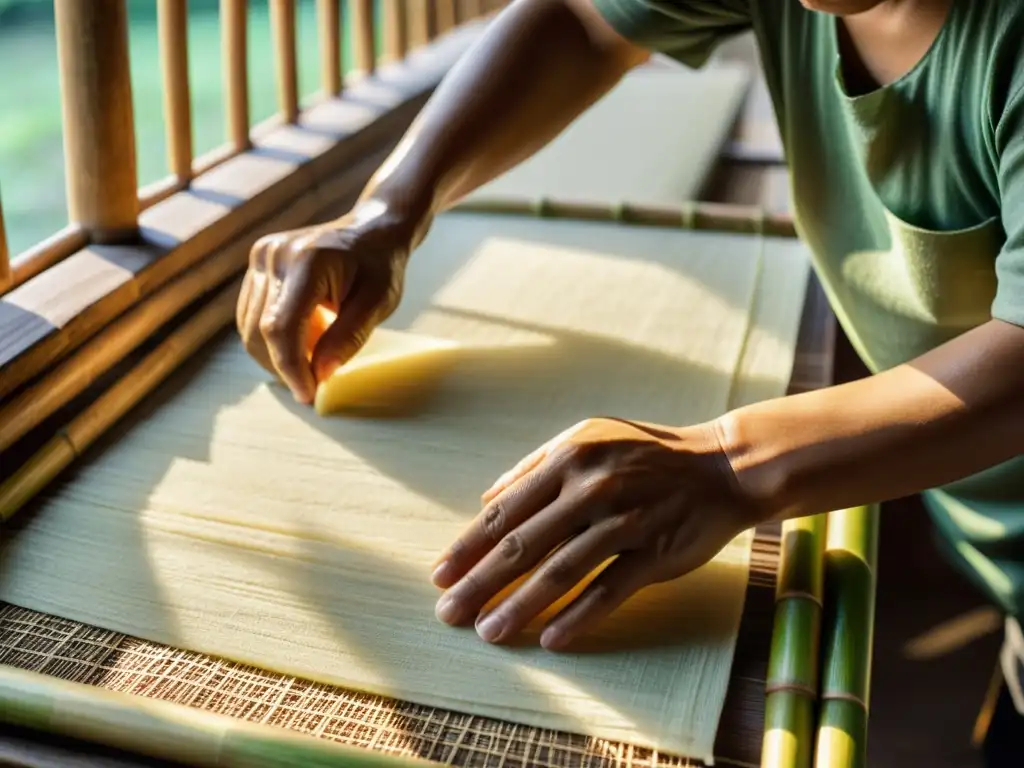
430, 417, 765, 650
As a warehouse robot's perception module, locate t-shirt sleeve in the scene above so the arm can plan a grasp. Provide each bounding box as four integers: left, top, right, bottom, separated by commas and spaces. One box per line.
592, 0, 751, 68
992, 79, 1024, 328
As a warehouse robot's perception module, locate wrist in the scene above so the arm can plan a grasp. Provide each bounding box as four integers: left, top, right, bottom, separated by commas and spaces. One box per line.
711, 408, 797, 523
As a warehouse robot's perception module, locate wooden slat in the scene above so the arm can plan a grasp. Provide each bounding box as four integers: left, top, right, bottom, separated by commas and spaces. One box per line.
406, 0, 430, 50
351, 0, 376, 75
318, 0, 342, 96
270, 0, 300, 123
221, 0, 250, 151
157, 0, 193, 185
435, 0, 456, 34
456, 0, 479, 23
53, 0, 138, 244
6, 227, 89, 293
382, 0, 407, 62
0, 28, 480, 401
0, 190, 9, 294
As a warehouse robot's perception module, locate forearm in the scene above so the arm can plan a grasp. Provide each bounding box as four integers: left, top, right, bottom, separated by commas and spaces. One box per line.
355, 0, 646, 238
718, 319, 1024, 519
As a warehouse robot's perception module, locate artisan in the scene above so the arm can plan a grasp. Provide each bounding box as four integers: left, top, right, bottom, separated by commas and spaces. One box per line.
236, 0, 1024, 761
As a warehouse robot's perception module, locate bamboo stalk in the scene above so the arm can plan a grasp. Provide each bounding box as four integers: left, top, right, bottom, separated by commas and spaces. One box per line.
0, 236, 251, 454
270, 0, 300, 123
222, 0, 250, 150
763, 514, 827, 768
351, 0, 376, 75
5, 226, 88, 292
382, 0, 407, 62
0, 280, 241, 524
0, 665, 433, 768
53, 0, 138, 244
0, 187, 10, 293
157, 0, 193, 185
435, 0, 457, 34
318, 0, 343, 96
814, 505, 880, 768
406, 0, 429, 49
451, 197, 798, 238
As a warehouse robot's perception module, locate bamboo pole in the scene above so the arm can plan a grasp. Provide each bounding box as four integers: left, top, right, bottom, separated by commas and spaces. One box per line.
157, 0, 193, 185
270, 0, 300, 123
0, 187, 10, 293
351, 0, 376, 76
222, 0, 250, 151
0, 237, 251, 454
451, 197, 798, 238
0, 280, 241, 524
763, 514, 827, 768
53, 0, 138, 244
382, 0, 407, 62
318, 0, 343, 96
813, 505, 880, 768
406, 1, 429, 50
435, 0, 457, 34
0, 665, 434, 768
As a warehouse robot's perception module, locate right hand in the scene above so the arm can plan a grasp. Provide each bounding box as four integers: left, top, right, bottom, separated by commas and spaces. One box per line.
236, 201, 418, 404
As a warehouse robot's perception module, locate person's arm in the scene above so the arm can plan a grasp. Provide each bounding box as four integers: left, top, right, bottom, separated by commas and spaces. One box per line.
718, 319, 1024, 521
356, 0, 650, 241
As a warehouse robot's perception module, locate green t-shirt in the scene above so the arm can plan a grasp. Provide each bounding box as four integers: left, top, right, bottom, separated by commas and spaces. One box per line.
593, 0, 1024, 616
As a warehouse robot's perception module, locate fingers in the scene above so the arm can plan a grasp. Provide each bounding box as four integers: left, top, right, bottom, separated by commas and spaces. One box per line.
309, 277, 385, 382
239, 265, 275, 375
260, 259, 322, 403
433, 462, 564, 590
480, 422, 585, 504
471, 517, 625, 644
538, 550, 654, 651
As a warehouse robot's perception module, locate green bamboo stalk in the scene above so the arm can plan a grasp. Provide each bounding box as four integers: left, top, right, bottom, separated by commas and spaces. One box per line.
0, 664, 436, 768
0, 278, 241, 526
814, 505, 880, 768
450, 196, 798, 239
763, 513, 827, 768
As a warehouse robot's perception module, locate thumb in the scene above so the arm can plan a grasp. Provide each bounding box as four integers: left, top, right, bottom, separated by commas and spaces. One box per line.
310, 281, 384, 382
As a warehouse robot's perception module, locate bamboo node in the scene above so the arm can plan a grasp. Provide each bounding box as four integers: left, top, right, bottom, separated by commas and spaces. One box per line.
821, 690, 868, 710
679, 201, 696, 230
765, 682, 818, 699
775, 589, 824, 608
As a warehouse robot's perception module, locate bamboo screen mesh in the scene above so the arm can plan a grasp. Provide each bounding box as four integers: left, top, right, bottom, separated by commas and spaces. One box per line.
0, 275, 833, 768
0, 534, 779, 768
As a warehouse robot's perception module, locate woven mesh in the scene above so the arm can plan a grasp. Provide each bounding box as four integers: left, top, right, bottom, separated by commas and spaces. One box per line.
0, 529, 778, 768
0, 239, 832, 768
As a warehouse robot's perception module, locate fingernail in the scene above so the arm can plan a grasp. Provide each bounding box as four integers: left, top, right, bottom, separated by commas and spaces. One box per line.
476, 612, 505, 643
540, 625, 565, 650
431, 560, 452, 587
435, 595, 460, 624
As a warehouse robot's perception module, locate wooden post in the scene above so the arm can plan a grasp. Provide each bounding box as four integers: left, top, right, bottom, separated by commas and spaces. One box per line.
460, 0, 484, 21
0, 188, 10, 293
318, 0, 342, 96
157, 0, 193, 185
382, 0, 407, 62
53, 0, 138, 244
435, 0, 456, 34
407, 0, 429, 49
351, 0, 376, 75
270, 0, 299, 122
221, 0, 250, 150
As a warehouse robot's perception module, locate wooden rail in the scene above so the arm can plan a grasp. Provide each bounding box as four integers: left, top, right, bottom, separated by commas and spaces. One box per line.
0, 0, 504, 426
0, 1, 512, 299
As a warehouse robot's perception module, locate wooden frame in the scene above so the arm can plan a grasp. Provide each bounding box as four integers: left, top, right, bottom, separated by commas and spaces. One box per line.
0, 2, 877, 766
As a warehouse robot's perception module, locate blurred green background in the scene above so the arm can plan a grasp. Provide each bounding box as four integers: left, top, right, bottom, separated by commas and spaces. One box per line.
0, 0, 384, 255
